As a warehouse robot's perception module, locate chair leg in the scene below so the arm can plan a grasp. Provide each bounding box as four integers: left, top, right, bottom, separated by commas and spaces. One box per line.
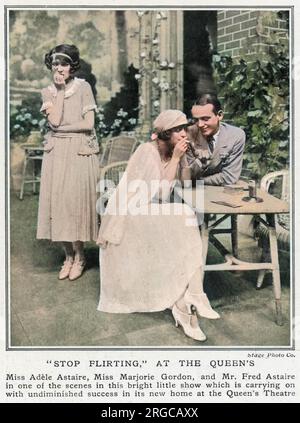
19, 153, 28, 200
32, 159, 37, 194
267, 214, 283, 326
275, 300, 283, 326
256, 228, 270, 289
231, 214, 238, 257
256, 270, 266, 289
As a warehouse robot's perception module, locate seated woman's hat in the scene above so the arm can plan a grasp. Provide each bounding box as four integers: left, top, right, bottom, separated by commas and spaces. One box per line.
153, 110, 189, 132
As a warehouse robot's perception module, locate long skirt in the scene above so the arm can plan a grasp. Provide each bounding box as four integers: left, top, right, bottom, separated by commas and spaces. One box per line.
98, 203, 203, 313
37, 135, 99, 242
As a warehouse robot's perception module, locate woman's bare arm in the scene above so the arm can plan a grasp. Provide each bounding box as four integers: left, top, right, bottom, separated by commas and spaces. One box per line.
161, 139, 188, 183
179, 154, 191, 180
159, 139, 188, 200
44, 72, 65, 127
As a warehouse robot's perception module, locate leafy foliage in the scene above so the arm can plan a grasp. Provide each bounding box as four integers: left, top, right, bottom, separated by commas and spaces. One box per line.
95, 107, 137, 139
94, 64, 139, 139
213, 43, 289, 179
10, 95, 47, 141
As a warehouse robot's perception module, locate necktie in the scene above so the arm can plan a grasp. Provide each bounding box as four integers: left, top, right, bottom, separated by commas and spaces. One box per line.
208, 136, 215, 154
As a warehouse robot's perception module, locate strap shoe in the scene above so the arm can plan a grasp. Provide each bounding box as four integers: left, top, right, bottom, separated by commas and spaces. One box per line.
69, 259, 86, 281
58, 259, 74, 280
184, 291, 220, 319
172, 304, 206, 342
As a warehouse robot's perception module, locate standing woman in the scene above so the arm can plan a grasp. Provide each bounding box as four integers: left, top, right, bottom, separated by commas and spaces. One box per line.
37, 44, 99, 281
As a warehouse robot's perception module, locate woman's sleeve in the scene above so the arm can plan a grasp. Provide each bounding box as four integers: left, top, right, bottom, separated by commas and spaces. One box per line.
40, 88, 53, 113
126, 143, 161, 183
134, 143, 178, 203
97, 143, 161, 246
81, 81, 97, 116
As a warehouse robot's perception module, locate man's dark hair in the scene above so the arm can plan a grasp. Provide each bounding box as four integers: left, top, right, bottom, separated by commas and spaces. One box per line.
194, 94, 222, 115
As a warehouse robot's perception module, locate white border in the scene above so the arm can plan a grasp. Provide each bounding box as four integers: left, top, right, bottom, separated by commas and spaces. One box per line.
1, 0, 299, 404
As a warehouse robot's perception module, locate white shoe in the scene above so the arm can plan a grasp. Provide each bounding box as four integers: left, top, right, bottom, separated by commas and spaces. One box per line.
69, 259, 86, 281
58, 259, 74, 280
172, 304, 207, 342
184, 291, 220, 319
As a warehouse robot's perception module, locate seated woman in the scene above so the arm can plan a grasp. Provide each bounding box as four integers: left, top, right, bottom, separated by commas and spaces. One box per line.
97, 110, 219, 342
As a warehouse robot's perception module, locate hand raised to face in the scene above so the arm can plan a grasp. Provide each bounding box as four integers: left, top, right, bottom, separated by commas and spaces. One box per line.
173, 138, 188, 160
53, 71, 66, 88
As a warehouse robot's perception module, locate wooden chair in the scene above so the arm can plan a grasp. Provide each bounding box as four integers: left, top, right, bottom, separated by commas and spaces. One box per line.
256, 169, 290, 288
97, 161, 128, 216
19, 145, 44, 200
99, 134, 139, 167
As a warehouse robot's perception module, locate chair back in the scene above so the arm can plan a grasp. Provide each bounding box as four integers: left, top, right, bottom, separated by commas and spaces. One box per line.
98, 161, 128, 214
260, 169, 290, 247
100, 135, 138, 166
99, 161, 128, 186
260, 170, 289, 203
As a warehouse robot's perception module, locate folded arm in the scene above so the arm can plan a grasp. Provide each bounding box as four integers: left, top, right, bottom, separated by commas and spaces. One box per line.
185, 147, 211, 180
202, 132, 245, 185
44, 89, 65, 127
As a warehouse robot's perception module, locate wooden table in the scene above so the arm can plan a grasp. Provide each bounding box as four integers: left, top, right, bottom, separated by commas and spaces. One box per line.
189, 184, 289, 325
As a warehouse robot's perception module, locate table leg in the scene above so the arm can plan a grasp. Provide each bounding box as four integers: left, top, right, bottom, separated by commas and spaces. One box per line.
19, 152, 28, 200
201, 215, 209, 279
231, 214, 238, 257
267, 214, 283, 326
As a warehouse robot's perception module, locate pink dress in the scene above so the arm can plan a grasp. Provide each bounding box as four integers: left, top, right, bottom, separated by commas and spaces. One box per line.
37, 78, 99, 242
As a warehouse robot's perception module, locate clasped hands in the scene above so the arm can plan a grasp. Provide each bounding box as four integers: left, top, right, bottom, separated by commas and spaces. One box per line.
173, 138, 211, 168
186, 142, 211, 169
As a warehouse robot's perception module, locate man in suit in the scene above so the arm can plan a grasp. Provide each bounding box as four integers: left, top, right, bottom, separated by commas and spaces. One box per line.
186, 94, 246, 185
